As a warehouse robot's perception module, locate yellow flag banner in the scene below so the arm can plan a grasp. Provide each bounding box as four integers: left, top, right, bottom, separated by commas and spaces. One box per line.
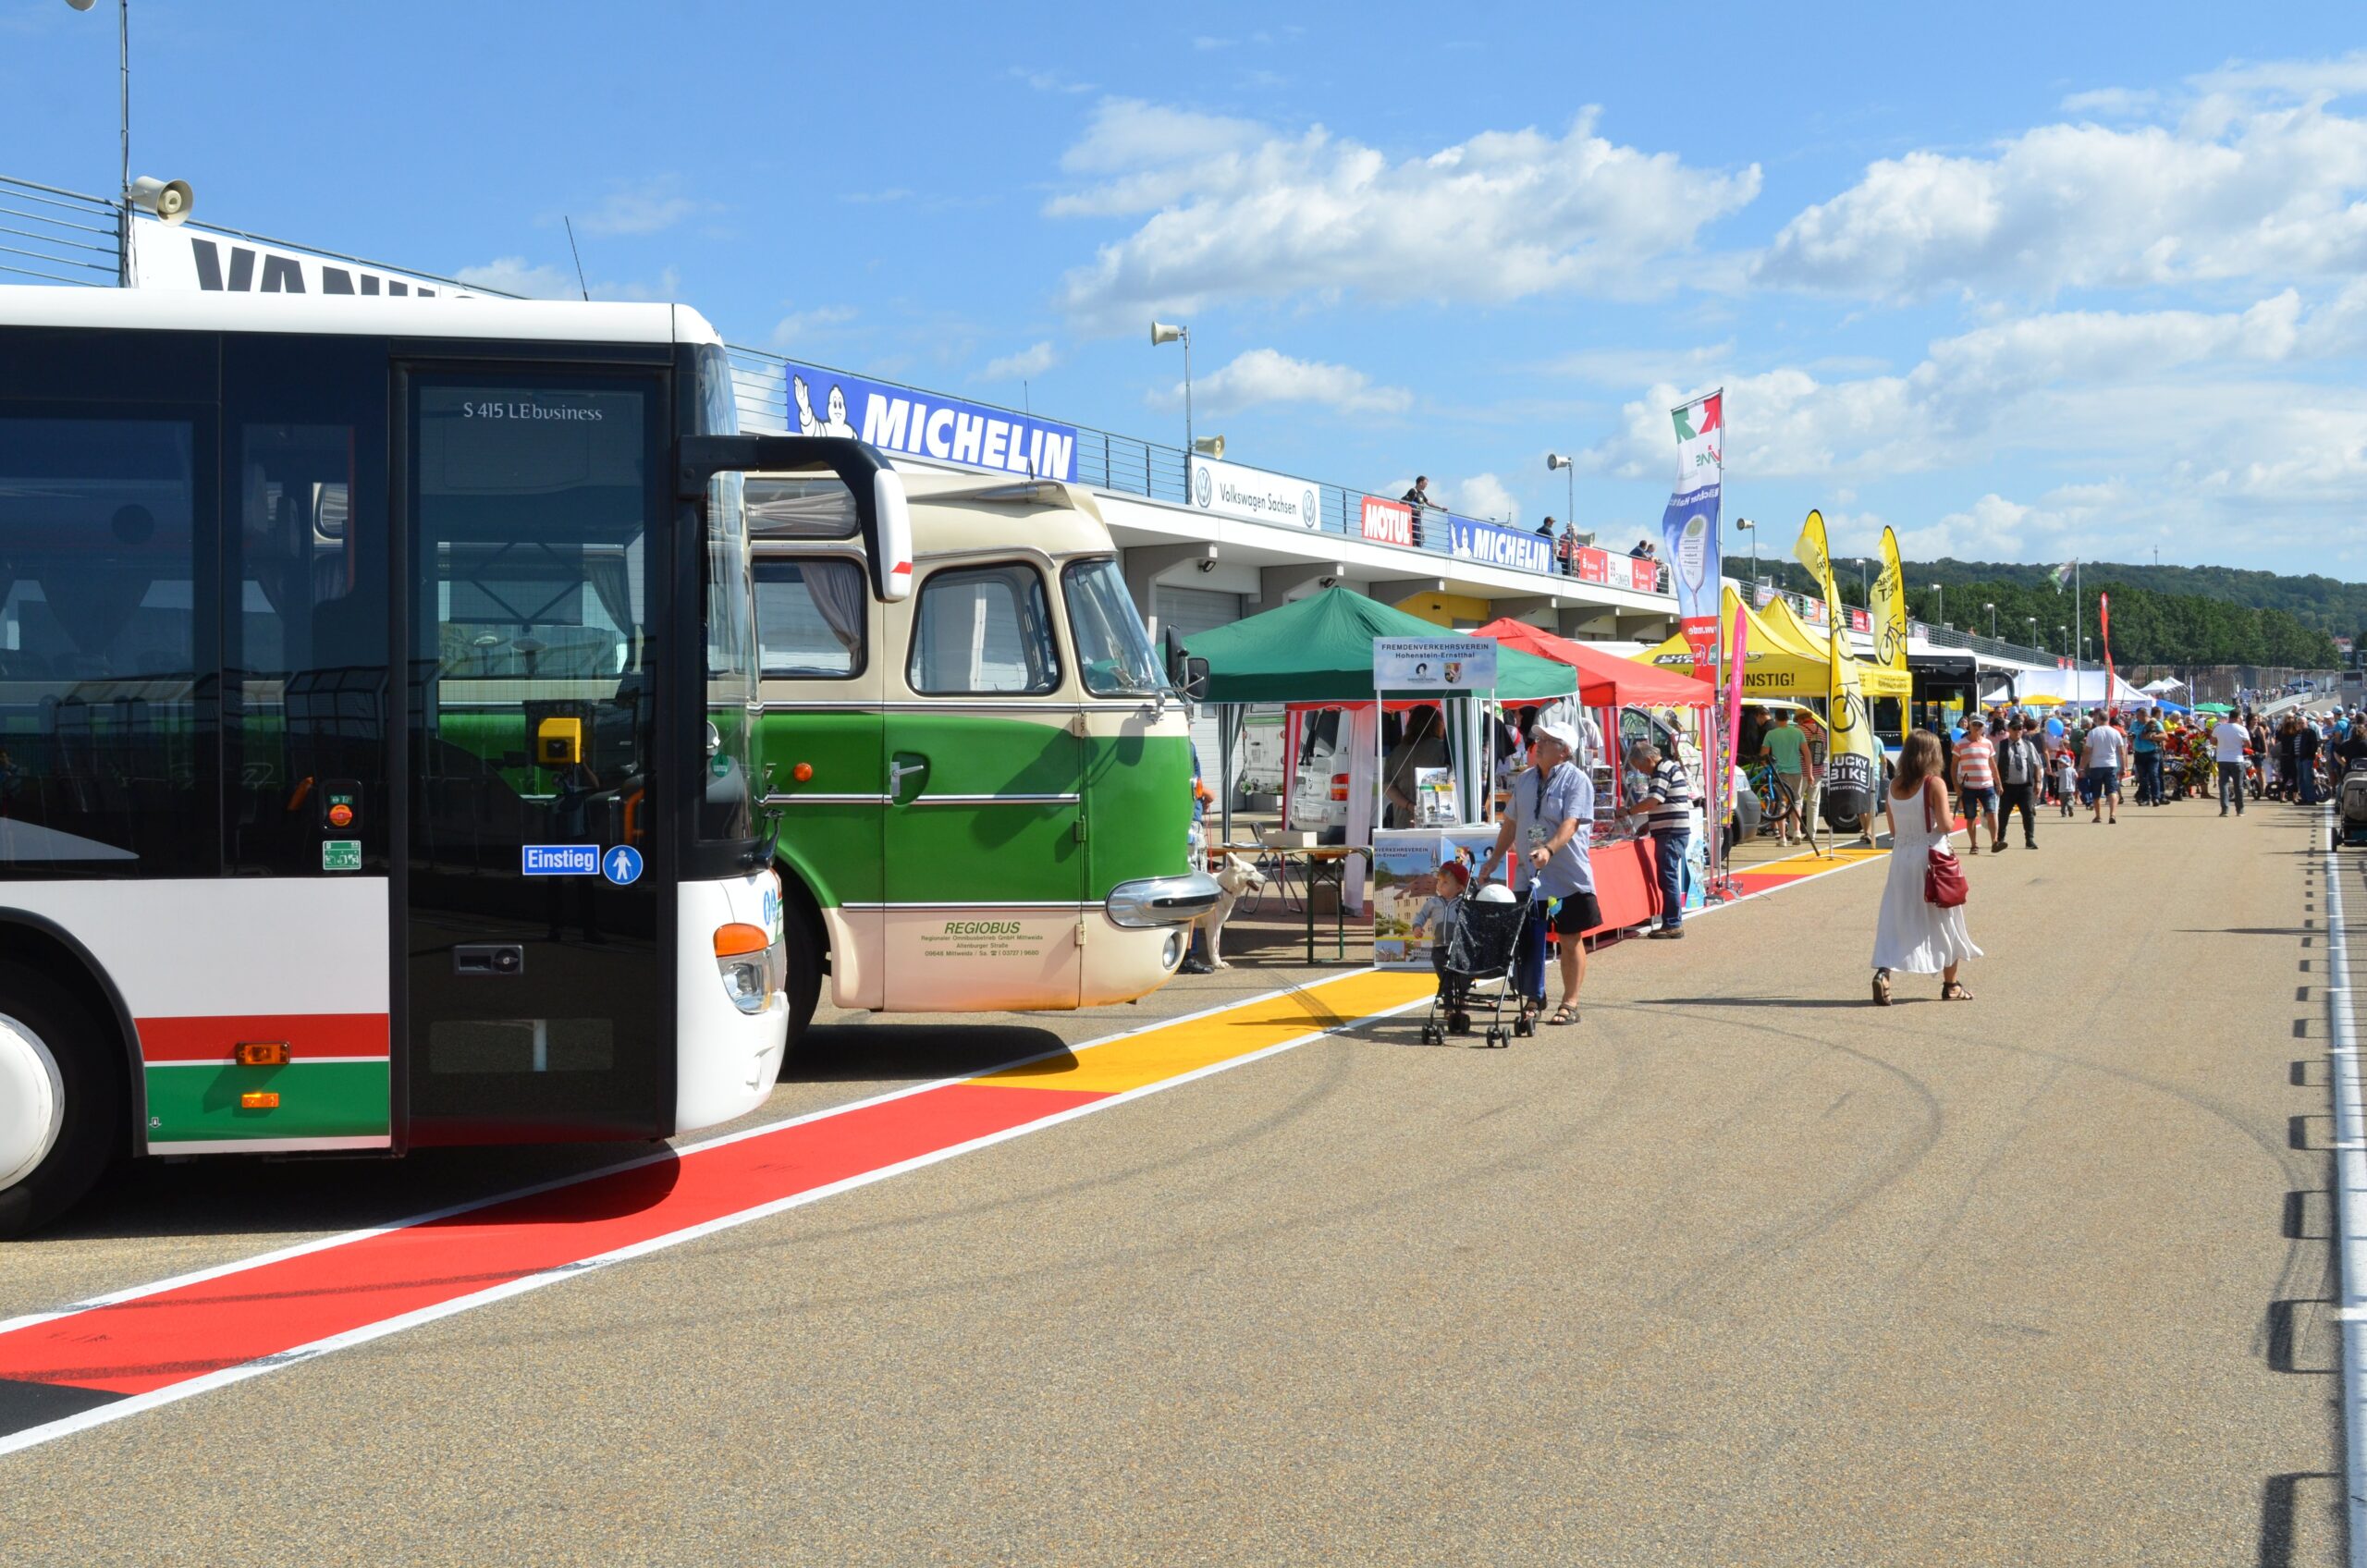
1876, 525, 1910, 671
1794, 509, 1881, 829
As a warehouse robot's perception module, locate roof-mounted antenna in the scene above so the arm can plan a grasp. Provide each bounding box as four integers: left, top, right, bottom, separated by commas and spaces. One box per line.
1024, 380, 1036, 478
563, 216, 590, 301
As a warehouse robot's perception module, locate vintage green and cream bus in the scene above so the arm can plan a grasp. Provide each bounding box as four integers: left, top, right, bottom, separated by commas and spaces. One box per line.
746, 472, 1218, 1041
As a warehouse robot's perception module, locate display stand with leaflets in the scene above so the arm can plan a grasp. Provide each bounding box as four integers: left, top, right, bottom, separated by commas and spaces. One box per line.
1371, 636, 1499, 972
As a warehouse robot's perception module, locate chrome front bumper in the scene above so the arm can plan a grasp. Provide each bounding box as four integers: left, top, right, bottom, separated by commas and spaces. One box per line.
1105, 870, 1223, 928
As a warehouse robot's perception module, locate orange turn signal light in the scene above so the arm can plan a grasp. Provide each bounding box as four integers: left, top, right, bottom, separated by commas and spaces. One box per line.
791, 762, 815, 783
714, 922, 771, 958
239, 1091, 280, 1110
234, 1041, 290, 1067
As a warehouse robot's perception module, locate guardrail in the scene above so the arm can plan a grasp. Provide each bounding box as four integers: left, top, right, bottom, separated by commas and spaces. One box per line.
0, 175, 119, 287
725, 342, 1671, 598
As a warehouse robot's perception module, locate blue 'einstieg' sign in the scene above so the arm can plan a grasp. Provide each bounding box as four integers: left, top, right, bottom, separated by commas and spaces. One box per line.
521, 845, 600, 876
774, 361, 1079, 482
1449, 516, 1555, 574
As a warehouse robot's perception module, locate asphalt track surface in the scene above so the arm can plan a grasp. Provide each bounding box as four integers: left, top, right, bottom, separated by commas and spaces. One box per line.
0, 800, 2349, 1566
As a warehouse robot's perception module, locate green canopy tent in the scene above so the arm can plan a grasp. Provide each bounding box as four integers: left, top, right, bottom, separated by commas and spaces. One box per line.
1183, 588, 1578, 882
2195, 702, 2234, 715
1182, 585, 1578, 703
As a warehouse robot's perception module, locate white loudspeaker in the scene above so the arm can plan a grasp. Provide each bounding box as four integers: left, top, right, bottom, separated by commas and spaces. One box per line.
126, 177, 193, 225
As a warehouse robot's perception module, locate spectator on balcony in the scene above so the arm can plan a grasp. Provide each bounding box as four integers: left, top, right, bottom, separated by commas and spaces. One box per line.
1630, 538, 1656, 561
1401, 476, 1436, 549
1535, 514, 1557, 545
1558, 522, 1580, 576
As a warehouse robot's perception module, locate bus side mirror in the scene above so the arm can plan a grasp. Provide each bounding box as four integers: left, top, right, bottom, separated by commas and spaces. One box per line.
681, 435, 912, 603
873, 469, 914, 604
1179, 656, 1209, 702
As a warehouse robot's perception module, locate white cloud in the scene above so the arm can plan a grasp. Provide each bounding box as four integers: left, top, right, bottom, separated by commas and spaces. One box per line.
983, 341, 1058, 381
840, 188, 913, 205
1581, 293, 2311, 483
1050, 103, 1760, 329
1445, 473, 1520, 524
573, 177, 708, 238
769, 306, 857, 349
453, 257, 680, 301
1154, 348, 1412, 418
1011, 65, 1095, 94
1755, 88, 2367, 300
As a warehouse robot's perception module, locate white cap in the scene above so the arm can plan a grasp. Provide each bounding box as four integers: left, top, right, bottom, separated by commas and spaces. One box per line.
1536, 719, 1579, 752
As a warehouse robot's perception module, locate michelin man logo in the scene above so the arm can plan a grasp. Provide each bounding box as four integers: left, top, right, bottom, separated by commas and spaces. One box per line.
792, 374, 858, 439
1194, 463, 1213, 508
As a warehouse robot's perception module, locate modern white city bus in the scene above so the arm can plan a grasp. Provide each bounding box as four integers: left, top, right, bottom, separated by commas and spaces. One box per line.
0, 286, 929, 1233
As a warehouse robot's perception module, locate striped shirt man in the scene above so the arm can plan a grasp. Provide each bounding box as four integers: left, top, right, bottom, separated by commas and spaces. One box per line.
1955, 735, 1996, 790
1642, 756, 1692, 835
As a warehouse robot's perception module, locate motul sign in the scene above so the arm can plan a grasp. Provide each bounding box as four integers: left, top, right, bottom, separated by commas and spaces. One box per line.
1359, 496, 1413, 546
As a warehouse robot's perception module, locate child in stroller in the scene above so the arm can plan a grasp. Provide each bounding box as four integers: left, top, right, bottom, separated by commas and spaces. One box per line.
1417, 867, 1534, 1047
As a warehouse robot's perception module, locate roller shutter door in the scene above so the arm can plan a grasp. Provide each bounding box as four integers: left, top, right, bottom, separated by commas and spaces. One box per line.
1155, 585, 1245, 795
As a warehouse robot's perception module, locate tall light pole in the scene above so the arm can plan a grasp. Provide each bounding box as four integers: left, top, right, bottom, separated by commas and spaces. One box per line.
1545, 451, 1575, 528
1853, 557, 1870, 606
2025, 615, 2038, 648
1735, 517, 1757, 591
1146, 322, 1184, 457
1931, 582, 1944, 630
2058, 624, 2068, 657
1984, 601, 1997, 639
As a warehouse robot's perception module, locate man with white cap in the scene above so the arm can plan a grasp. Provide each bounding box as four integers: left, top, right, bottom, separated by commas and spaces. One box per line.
1478, 717, 1599, 1027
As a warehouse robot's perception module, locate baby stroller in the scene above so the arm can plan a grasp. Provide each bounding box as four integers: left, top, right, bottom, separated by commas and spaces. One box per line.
1419, 886, 1532, 1048
2337, 768, 2367, 851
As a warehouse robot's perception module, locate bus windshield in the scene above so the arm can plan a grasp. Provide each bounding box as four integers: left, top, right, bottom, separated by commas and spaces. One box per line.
1063, 558, 1165, 699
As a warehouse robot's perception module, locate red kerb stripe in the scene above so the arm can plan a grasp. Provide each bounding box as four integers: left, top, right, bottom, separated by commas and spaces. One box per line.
0, 1082, 1105, 1397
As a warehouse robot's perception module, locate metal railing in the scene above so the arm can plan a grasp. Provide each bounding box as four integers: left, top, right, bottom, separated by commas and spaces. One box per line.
6, 166, 1729, 609
0, 175, 119, 287
724, 342, 1672, 597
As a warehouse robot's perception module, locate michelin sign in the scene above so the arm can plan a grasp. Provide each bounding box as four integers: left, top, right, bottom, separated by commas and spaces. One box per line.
1449, 516, 1554, 574
767, 361, 1080, 483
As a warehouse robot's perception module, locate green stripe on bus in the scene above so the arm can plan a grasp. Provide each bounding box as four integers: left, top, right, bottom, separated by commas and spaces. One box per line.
143, 1060, 390, 1143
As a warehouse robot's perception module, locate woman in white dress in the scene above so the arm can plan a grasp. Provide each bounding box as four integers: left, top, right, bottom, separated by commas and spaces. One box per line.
1872, 729, 1981, 1005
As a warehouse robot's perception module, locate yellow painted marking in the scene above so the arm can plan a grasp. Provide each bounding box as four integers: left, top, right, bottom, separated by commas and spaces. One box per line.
976, 969, 1436, 1094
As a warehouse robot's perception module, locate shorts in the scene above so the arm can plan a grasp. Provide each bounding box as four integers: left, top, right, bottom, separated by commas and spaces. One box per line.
2085, 766, 2118, 797
1538, 891, 1602, 937
1959, 786, 1997, 814
1777, 771, 1806, 801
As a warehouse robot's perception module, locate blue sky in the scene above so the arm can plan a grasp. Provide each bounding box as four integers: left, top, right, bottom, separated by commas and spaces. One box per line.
5, 2, 2363, 578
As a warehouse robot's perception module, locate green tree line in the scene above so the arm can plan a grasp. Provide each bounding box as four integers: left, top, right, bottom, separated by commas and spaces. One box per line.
1750, 557, 2347, 666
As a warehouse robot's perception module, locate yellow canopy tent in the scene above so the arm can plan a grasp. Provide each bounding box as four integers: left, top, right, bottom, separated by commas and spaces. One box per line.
1637, 586, 1908, 700
1759, 595, 1912, 699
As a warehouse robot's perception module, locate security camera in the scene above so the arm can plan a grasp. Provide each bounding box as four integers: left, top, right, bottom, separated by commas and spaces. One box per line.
1195, 557, 1218, 573
126, 176, 193, 225
1318, 576, 1337, 589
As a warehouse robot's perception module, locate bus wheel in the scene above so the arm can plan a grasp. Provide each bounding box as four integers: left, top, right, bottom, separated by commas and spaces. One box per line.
781, 894, 824, 1052
0, 966, 123, 1238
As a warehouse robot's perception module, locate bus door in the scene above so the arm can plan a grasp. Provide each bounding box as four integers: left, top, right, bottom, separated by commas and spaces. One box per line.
881, 559, 1085, 1011
752, 545, 884, 1009
398, 367, 671, 1145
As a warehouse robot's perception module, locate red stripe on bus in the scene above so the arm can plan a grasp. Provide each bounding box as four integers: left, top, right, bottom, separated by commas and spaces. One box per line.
136, 1014, 390, 1064
0, 1082, 1105, 1397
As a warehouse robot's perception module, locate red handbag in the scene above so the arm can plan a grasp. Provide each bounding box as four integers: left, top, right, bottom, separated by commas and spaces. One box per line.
1922, 783, 1968, 908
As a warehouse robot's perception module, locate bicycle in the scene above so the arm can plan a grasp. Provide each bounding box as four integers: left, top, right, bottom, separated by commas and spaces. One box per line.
1742, 761, 1798, 839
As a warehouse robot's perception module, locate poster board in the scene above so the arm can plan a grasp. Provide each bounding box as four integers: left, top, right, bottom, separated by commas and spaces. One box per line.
1372, 826, 1503, 969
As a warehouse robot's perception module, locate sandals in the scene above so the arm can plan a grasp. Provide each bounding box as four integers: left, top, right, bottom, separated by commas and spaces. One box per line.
1871, 970, 1892, 1007
1548, 1002, 1580, 1026
1942, 980, 1974, 1001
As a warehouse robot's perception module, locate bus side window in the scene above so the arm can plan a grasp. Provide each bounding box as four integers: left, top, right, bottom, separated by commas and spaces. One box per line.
223, 331, 390, 878
0, 410, 213, 876
905, 564, 1059, 696
754, 557, 865, 680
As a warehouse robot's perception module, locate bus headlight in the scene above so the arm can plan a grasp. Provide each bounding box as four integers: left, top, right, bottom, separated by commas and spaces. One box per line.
714, 922, 779, 1014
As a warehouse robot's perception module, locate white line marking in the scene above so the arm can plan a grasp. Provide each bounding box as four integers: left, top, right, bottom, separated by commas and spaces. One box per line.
2318, 815, 2367, 1568
0, 977, 1432, 1458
